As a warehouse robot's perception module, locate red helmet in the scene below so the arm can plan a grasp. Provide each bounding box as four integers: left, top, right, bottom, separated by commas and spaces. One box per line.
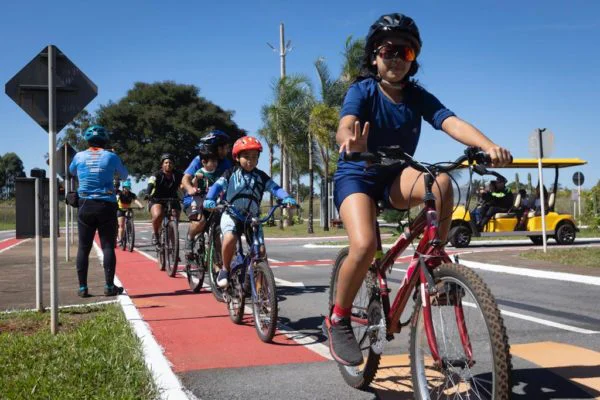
232, 136, 263, 160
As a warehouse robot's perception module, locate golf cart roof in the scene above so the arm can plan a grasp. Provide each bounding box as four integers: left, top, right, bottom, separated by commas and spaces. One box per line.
498, 158, 587, 168
462, 158, 587, 168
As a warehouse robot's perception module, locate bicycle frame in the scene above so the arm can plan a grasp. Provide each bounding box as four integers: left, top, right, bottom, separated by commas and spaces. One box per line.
356, 174, 472, 368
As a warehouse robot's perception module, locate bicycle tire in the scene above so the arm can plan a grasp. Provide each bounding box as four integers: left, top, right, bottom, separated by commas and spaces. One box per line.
227, 267, 246, 324
157, 226, 166, 271
328, 247, 381, 389
165, 219, 180, 277
251, 261, 278, 343
409, 263, 512, 400
127, 217, 135, 252
207, 225, 224, 302
186, 252, 205, 293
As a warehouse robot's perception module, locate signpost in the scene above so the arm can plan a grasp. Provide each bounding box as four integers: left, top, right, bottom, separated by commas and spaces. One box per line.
5, 45, 97, 333
528, 128, 554, 253
573, 172, 584, 226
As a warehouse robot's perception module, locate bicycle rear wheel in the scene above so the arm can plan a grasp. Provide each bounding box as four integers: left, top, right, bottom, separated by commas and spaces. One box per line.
165, 220, 179, 277
186, 236, 205, 293
207, 225, 224, 302
226, 267, 246, 324
251, 261, 278, 343
126, 218, 135, 252
328, 247, 383, 389
409, 263, 511, 400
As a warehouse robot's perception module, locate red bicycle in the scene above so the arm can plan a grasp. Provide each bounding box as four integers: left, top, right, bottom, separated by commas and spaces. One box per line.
328, 146, 511, 399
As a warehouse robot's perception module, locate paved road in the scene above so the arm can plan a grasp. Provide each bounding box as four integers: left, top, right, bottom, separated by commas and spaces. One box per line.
124, 222, 600, 399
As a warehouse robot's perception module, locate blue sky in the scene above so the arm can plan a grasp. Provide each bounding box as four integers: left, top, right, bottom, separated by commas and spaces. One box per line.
1, 0, 598, 193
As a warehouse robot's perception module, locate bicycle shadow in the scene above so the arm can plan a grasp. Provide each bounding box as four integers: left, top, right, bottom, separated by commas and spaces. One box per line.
276, 285, 328, 303
128, 289, 203, 299
512, 365, 599, 399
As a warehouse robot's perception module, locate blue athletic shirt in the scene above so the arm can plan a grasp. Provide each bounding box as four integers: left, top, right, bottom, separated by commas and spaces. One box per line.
69, 147, 128, 202
183, 156, 232, 201
340, 78, 456, 156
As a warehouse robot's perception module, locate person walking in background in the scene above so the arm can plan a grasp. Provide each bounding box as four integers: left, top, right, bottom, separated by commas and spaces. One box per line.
69, 125, 128, 297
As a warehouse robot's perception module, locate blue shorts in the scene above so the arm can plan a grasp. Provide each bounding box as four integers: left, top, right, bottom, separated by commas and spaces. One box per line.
333, 160, 407, 211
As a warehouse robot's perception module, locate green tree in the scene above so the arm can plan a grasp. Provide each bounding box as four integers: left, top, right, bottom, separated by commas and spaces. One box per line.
57, 109, 95, 151
340, 36, 365, 87
96, 81, 243, 180
0, 152, 26, 198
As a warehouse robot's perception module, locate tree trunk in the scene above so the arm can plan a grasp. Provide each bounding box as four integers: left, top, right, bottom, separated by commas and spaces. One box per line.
308, 133, 314, 234
282, 144, 290, 228
324, 160, 330, 231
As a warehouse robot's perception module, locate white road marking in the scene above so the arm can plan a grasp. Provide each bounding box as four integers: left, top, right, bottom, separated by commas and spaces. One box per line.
274, 278, 305, 288
461, 260, 600, 286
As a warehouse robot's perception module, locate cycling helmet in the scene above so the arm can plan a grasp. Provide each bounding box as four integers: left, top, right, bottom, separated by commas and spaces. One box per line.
83, 125, 109, 144
232, 136, 262, 160
196, 142, 218, 160
363, 13, 422, 76
201, 130, 230, 146
122, 179, 132, 189
160, 153, 174, 164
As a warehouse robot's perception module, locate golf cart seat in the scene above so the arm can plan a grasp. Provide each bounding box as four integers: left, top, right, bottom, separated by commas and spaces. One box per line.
527, 192, 554, 218
494, 192, 521, 219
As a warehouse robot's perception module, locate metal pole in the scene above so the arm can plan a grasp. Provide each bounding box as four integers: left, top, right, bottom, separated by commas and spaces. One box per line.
35, 177, 43, 312
48, 45, 59, 333
279, 22, 290, 225
70, 176, 75, 244
537, 128, 547, 253
578, 185, 582, 227
65, 144, 70, 261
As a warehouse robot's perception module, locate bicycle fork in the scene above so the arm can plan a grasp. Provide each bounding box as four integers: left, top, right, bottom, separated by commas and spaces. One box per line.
417, 257, 474, 369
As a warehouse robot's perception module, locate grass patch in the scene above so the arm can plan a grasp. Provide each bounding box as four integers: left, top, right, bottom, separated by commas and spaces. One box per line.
520, 247, 600, 268
0, 304, 158, 400
263, 221, 347, 237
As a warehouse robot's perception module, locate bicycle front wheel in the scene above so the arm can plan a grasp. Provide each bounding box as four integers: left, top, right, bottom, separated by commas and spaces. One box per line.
165, 220, 179, 277
409, 263, 511, 400
251, 261, 278, 343
187, 236, 205, 293
328, 247, 382, 389
126, 218, 135, 252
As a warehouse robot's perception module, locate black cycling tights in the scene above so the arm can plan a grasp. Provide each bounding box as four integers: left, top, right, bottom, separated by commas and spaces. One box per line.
76, 199, 118, 288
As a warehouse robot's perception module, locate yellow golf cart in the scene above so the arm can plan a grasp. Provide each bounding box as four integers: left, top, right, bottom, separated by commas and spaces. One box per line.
448, 158, 587, 247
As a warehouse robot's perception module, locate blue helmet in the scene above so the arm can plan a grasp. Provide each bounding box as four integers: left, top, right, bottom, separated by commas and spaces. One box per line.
201, 130, 230, 146
122, 179, 132, 189
83, 125, 109, 144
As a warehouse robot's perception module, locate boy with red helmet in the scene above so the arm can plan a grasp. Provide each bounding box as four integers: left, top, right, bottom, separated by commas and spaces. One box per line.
203, 136, 296, 287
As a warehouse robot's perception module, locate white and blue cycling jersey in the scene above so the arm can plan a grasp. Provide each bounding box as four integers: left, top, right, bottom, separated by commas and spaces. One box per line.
69, 147, 128, 202
205, 166, 289, 218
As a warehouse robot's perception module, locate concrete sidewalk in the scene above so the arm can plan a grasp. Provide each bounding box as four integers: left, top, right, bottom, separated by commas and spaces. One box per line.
0, 235, 111, 311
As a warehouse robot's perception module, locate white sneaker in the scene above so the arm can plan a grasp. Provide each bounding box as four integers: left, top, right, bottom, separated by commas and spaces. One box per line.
217, 269, 229, 288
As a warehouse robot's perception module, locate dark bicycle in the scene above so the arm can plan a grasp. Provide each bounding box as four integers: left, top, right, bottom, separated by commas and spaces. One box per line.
328, 146, 511, 399
218, 201, 287, 343
186, 208, 223, 295
152, 197, 180, 277
119, 208, 142, 252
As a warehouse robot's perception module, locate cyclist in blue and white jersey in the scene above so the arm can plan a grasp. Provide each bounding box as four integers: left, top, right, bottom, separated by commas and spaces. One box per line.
69, 125, 128, 298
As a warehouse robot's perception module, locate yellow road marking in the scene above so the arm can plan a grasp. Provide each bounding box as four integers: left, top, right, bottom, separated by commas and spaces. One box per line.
512, 341, 600, 397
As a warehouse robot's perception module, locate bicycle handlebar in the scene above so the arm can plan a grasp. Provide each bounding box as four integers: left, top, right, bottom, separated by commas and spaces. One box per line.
216, 200, 290, 226
341, 146, 511, 174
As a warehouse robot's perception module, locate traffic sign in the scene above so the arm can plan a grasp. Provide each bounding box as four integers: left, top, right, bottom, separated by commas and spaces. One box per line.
573, 171, 585, 186
528, 128, 555, 158
5, 45, 97, 133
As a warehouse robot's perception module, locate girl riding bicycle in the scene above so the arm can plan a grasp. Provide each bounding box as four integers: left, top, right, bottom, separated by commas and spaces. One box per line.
326, 13, 512, 366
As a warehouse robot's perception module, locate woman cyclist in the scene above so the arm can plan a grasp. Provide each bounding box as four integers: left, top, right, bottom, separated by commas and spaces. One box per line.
69, 125, 128, 297
324, 13, 512, 366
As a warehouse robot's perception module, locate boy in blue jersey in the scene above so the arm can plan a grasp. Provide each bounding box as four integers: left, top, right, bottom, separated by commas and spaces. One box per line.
182, 130, 232, 256
203, 136, 296, 288
69, 125, 128, 297
325, 13, 513, 366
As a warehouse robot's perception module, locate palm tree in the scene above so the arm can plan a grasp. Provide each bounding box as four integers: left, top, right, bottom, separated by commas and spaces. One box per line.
340, 36, 365, 86
262, 74, 314, 227
257, 125, 279, 225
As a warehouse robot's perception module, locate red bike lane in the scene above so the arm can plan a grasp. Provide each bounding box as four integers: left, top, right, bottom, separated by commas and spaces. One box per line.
114, 247, 327, 374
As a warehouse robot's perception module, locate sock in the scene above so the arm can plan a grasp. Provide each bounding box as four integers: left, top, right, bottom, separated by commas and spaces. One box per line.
331, 304, 351, 325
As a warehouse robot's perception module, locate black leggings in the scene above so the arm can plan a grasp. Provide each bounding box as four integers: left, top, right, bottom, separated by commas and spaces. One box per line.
76, 199, 118, 288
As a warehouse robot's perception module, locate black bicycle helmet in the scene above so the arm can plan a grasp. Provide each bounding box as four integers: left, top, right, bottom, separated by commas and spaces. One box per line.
363, 13, 422, 76
160, 153, 174, 164
201, 130, 230, 146
196, 142, 218, 159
